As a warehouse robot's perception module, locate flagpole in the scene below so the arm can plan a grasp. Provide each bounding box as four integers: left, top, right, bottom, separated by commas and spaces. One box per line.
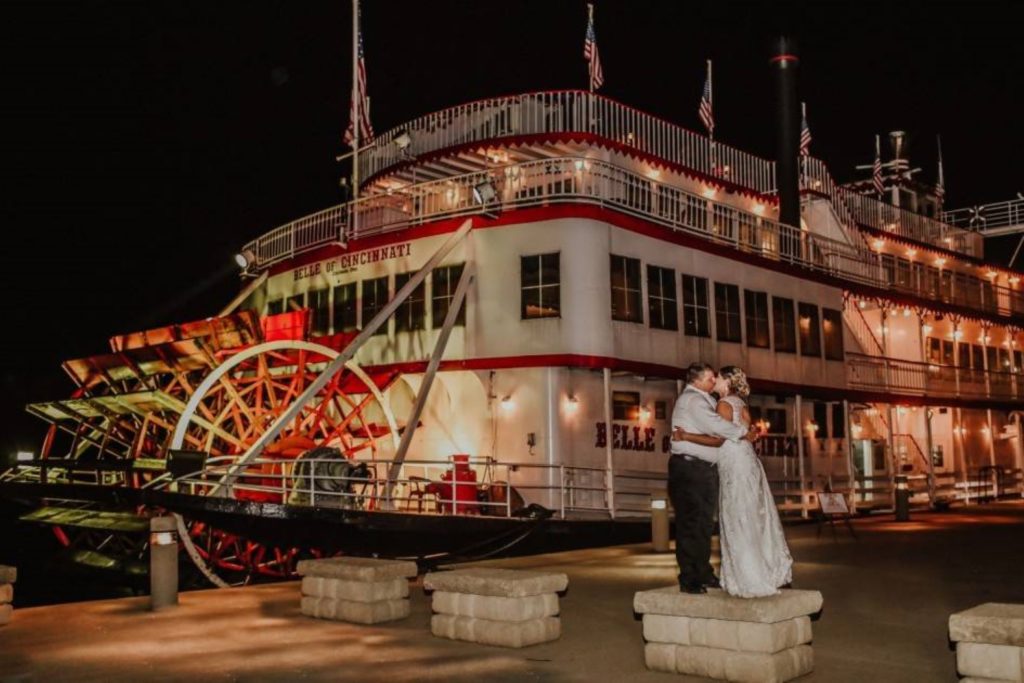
707, 59, 716, 173
875, 134, 882, 199
588, 4, 595, 94
800, 101, 807, 189
936, 134, 945, 209
351, 0, 361, 235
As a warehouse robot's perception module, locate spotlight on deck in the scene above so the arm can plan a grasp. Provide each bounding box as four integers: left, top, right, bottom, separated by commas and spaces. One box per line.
472, 180, 498, 206
16, 451, 34, 462
393, 131, 412, 151
234, 249, 257, 270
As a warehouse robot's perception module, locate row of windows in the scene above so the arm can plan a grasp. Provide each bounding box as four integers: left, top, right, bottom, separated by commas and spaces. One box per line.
926, 337, 1024, 373
266, 264, 465, 336
609, 254, 844, 359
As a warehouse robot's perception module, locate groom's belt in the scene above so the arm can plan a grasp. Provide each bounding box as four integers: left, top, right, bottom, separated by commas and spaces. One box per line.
672, 453, 713, 465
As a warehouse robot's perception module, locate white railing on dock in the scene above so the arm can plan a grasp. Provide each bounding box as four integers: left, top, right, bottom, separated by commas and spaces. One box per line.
362, 90, 776, 194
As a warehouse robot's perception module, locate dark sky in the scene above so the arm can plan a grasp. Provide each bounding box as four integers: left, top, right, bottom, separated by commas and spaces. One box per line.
1, 0, 1021, 457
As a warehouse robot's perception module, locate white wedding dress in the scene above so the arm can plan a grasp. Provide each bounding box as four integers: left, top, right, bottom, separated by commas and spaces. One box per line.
717, 394, 793, 598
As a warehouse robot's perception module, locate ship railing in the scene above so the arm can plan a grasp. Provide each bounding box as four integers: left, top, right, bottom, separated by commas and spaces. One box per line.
362, 90, 776, 194
169, 456, 669, 520
838, 188, 982, 257
847, 351, 1023, 400
944, 198, 1024, 235
240, 156, 1024, 318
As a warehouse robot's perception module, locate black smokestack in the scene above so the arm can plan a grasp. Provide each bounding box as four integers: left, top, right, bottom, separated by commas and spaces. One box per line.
771, 36, 800, 228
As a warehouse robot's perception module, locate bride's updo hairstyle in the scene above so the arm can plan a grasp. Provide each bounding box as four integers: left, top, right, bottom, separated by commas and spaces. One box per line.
719, 366, 750, 398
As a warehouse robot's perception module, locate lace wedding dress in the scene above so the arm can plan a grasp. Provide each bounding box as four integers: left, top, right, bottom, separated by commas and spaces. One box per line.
718, 394, 793, 598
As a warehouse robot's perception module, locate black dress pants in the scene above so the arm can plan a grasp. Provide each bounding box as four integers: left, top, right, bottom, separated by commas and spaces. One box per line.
667, 454, 718, 586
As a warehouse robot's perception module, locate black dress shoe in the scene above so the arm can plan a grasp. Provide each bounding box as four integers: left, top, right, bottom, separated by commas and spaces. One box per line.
703, 577, 721, 589
680, 583, 707, 594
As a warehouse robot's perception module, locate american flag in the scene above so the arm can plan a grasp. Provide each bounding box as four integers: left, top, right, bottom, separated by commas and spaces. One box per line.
698, 63, 714, 134
872, 135, 884, 195
343, 20, 373, 147
584, 4, 604, 91
799, 106, 812, 156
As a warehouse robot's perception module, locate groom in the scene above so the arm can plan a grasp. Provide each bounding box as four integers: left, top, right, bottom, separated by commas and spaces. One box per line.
669, 362, 755, 594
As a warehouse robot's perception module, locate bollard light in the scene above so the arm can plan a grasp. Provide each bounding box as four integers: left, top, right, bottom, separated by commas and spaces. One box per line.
894, 474, 911, 522
150, 516, 179, 610
650, 495, 670, 553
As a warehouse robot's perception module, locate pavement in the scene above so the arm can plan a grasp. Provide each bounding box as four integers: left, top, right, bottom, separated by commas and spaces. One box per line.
1, 501, 1023, 682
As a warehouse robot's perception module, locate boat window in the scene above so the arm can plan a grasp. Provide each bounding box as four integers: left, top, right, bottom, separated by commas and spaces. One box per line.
681, 274, 710, 338
432, 264, 467, 328
958, 342, 971, 368
395, 272, 426, 332
361, 276, 390, 336
655, 401, 667, 420
744, 290, 770, 349
1015, 350, 1023, 373
287, 293, 305, 312
612, 391, 640, 421
797, 302, 821, 357
971, 344, 984, 369
927, 337, 942, 364
765, 408, 787, 434
986, 346, 998, 372
646, 265, 678, 331
610, 255, 643, 323
332, 283, 357, 333
831, 403, 846, 439
266, 299, 283, 316
521, 253, 560, 319
714, 282, 742, 343
822, 308, 844, 360
771, 297, 796, 353
308, 289, 330, 335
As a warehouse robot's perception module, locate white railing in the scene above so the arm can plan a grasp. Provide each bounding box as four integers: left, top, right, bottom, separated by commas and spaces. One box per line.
169, 455, 664, 521
362, 90, 776, 193
847, 352, 1023, 400
842, 298, 886, 356
243, 156, 882, 288
840, 189, 982, 256
944, 198, 1024, 236
242, 157, 1024, 323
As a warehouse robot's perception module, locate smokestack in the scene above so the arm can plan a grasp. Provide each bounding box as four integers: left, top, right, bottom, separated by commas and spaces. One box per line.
771, 37, 800, 228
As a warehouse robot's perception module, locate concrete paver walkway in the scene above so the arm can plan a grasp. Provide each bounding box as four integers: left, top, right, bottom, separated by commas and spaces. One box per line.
1, 502, 1022, 682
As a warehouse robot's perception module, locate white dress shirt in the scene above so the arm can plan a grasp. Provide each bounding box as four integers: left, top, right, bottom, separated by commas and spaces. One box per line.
670, 385, 748, 463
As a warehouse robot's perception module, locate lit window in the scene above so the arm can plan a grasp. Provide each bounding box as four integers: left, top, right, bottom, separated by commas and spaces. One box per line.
521, 253, 560, 319
798, 302, 821, 357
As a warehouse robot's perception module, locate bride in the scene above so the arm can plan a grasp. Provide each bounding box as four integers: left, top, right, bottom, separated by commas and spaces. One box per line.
674, 366, 793, 597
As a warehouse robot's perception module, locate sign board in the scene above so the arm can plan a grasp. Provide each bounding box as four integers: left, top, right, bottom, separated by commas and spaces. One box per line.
817, 492, 850, 516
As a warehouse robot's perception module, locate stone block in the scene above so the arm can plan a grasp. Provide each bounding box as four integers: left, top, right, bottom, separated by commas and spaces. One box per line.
300, 595, 410, 625
0, 604, 11, 626
956, 642, 1024, 682
634, 587, 823, 624
430, 613, 560, 648
644, 642, 813, 682
296, 557, 417, 582
644, 642, 678, 673
951, 603, 1024, 647
0, 584, 12, 604
301, 576, 408, 603
431, 591, 559, 622
643, 613, 812, 653
424, 568, 568, 598
0, 566, 15, 584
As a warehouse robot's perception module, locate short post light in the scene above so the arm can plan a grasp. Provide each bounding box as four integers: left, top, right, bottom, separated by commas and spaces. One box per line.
894, 475, 911, 522
150, 516, 179, 610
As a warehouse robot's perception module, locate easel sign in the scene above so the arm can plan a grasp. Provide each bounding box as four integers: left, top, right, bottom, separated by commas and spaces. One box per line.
816, 492, 857, 540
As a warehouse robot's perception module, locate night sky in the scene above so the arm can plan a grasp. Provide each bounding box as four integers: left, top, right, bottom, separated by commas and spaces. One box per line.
1, 1, 1021, 458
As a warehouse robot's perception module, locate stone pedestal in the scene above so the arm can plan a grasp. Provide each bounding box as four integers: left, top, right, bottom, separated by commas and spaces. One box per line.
0, 564, 15, 627
296, 558, 417, 625
949, 603, 1024, 682
424, 568, 567, 648
634, 587, 823, 682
